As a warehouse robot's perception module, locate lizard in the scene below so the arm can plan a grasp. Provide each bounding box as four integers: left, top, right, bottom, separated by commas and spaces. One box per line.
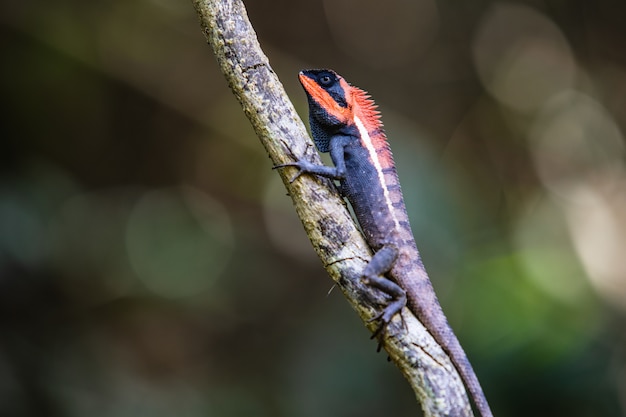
276, 69, 493, 417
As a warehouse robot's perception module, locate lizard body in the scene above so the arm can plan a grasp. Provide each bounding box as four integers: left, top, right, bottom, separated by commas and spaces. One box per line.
279, 69, 493, 417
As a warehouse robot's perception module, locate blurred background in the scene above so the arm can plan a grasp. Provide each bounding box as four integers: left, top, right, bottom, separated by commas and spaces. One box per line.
1, 0, 625, 416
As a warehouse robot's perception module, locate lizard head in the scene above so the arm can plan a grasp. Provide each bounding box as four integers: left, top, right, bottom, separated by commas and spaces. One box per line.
298, 69, 353, 152
299, 69, 352, 126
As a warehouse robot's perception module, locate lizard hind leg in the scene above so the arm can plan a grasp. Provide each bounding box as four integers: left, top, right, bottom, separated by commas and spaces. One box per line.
362, 245, 407, 342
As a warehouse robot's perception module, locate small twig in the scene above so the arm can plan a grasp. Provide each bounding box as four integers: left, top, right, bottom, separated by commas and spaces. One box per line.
190, 0, 473, 415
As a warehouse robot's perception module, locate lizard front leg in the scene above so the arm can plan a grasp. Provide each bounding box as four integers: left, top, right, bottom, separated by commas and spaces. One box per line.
273, 136, 351, 182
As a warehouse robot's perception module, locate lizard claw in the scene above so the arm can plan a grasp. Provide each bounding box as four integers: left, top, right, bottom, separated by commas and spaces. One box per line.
271, 162, 297, 169
367, 300, 406, 352
273, 162, 300, 183
272, 160, 310, 183
368, 315, 386, 352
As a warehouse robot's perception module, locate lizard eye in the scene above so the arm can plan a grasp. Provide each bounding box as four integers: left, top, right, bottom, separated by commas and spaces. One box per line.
319, 75, 333, 86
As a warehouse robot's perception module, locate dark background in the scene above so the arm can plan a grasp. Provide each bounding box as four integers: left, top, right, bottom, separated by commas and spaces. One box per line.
1, 0, 625, 416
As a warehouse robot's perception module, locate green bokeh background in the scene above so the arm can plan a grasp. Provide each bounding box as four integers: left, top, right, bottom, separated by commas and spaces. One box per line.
1, 0, 625, 416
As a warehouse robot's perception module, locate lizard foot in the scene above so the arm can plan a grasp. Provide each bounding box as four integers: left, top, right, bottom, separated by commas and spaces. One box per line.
368, 299, 406, 352
272, 161, 307, 183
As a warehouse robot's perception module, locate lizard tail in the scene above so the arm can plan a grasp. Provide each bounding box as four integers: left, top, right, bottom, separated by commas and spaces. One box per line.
392, 254, 494, 417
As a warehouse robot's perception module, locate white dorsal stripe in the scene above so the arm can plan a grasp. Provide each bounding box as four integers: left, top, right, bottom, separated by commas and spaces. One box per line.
353, 115, 401, 230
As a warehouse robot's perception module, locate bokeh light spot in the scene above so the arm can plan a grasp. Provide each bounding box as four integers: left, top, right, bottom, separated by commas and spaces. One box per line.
0, 194, 44, 267
48, 189, 137, 300
514, 193, 590, 305
0, 162, 78, 271
564, 185, 626, 311
529, 91, 625, 200
322, 0, 439, 68
473, 3, 576, 112
126, 186, 234, 298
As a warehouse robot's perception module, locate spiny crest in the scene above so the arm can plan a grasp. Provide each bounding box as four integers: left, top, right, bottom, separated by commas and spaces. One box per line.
348, 85, 388, 146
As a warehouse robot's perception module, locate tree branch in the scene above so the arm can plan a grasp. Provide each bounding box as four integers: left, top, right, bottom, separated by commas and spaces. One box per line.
190, 0, 473, 415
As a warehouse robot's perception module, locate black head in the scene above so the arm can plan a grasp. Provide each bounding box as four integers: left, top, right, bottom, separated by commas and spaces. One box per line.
299, 69, 348, 109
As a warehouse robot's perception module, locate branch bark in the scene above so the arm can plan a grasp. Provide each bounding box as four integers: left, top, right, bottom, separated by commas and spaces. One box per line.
191, 1, 473, 416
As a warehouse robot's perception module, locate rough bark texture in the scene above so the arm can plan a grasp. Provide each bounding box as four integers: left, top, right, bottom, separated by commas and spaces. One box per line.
191, 0, 474, 416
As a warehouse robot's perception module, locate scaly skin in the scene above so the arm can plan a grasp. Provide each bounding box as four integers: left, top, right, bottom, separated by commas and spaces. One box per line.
278, 69, 493, 417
